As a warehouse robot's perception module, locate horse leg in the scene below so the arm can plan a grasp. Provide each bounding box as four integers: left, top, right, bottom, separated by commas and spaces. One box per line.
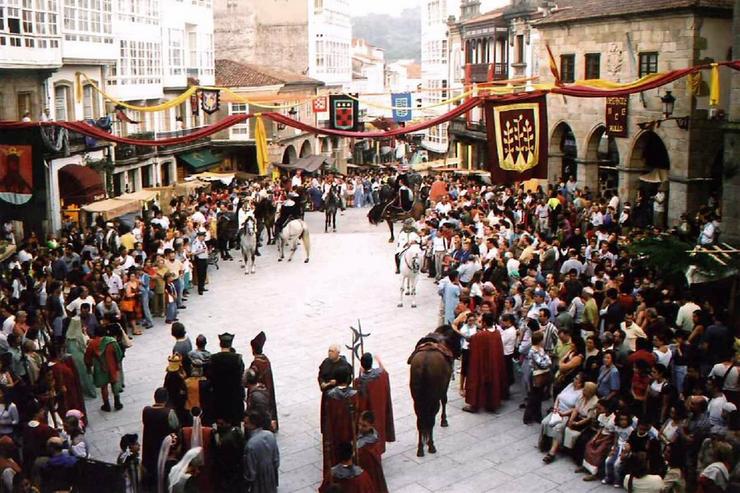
441, 394, 449, 427
277, 238, 284, 262
288, 240, 297, 262
428, 426, 437, 454
417, 426, 425, 458
332, 211, 336, 232
398, 277, 404, 308
387, 219, 394, 243
411, 279, 417, 308
250, 253, 256, 274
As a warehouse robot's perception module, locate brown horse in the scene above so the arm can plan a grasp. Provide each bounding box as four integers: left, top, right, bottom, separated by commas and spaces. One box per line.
367, 199, 425, 243
408, 327, 458, 457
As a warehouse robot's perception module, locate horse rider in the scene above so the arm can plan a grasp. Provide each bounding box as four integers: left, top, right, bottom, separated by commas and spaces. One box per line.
238, 199, 260, 255
395, 218, 421, 274
275, 191, 301, 235
389, 174, 414, 214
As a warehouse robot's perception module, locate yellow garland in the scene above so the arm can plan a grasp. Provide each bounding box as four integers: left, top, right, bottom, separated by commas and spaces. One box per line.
254, 115, 269, 176
568, 72, 666, 91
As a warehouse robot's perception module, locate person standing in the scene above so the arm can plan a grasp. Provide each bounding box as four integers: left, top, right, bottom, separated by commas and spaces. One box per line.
141, 388, 179, 490
191, 230, 209, 296
84, 324, 124, 412
206, 333, 245, 425
242, 409, 280, 493
463, 313, 508, 413
354, 353, 395, 453
248, 331, 278, 431
356, 410, 388, 493
118, 433, 141, 493
320, 365, 358, 479
438, 271, 461, 325
318, 345, 353, 393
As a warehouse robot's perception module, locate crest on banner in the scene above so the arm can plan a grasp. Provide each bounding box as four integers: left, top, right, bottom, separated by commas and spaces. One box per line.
200, 89, 221, 114
329, 94, 359, 131
391, 92, 413, 122
0, 145, 33, 205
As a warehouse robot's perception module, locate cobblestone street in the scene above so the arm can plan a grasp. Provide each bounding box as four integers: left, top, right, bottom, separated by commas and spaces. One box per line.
85, 208, 610, 492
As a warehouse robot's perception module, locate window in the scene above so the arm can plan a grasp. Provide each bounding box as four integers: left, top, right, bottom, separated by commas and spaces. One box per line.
639, 52, 658, 77
585, 53, 600, 80
515, 34, 524, 64
229, 103, 249, 138
560, 54, 575, 83
168, 29, 183, 75
187, 30, 197, 67
83, 84, 96, 119
17, 92, 33, 120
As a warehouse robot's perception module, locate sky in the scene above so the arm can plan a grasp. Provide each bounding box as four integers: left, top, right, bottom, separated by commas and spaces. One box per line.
350, 0, 420, 17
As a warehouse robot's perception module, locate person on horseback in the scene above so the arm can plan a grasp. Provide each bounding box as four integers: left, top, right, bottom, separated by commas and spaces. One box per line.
275, 191, 301, 235
390, 174, 414, 214
395, 218, 421, 274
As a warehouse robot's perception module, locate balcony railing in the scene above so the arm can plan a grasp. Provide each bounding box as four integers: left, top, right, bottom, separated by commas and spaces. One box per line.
465, 63, 508, 84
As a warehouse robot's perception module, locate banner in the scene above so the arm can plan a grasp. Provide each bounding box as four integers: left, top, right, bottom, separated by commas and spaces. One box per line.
0, 145, 34, 205
329, 94, 359, 131
391, 92, 413, 122
485, 93, 548, 183
312, 97, 328, 113
606, 96, 628, 137
200, 89, 221, 114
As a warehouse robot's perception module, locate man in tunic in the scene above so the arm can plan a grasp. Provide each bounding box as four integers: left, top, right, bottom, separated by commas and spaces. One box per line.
463, 312, 508, 413
356, 411, 388, 493
141, 388, 179, 489
245, 369, 275, 431
212, 418, 245, 492
354, 353, 395, 453
242, 409, 280, 493
84, 324, 124, 412
318, 345, 353, 392
249, 331, 278, 431
206, 332, 245, 425
319, 442, 375, 493
320, 365, 358, 478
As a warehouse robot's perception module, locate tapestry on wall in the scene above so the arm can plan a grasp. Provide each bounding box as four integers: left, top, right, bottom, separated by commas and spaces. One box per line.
391, 92, 413, 123
0, 145, 34, 205
328, 94, 359, 131
200, 89, 221, 114
484, 93, 549, 183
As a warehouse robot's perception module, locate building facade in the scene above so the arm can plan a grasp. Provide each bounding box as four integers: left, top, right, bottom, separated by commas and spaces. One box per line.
536, 0, 733, 225
722, 0, 740, 243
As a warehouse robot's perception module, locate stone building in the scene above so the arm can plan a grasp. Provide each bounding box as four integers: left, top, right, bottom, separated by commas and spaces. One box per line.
536, 0, 734, 225
722, 0, 740, 243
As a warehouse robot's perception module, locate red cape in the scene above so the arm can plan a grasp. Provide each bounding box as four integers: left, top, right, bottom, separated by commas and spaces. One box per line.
465, 329, 508, 411
183, 426, 214, 493
358, 440, 388, 493
250, 355, 278, 430
320, 388, 358, 476
319, 469, 376, 493
51, 359, 86, 417
355, 370, 395, 452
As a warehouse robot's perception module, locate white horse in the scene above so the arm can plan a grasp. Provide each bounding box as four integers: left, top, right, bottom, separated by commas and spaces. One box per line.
240, 216, 257, 274
278, 219, 311, 263
398, 243, 422, 308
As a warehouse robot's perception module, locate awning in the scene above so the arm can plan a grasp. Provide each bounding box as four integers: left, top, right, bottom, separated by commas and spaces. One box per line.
639, 168, 668, 183
277, 154, 335, 173
59, 164, 106, 205
178, 149, 222, 173
119, 189, 159, 203
187, 172, 235, 185
82, 198, 140, 220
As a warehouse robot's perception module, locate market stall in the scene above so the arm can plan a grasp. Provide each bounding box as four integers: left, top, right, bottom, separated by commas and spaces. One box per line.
81, 197, 140, 224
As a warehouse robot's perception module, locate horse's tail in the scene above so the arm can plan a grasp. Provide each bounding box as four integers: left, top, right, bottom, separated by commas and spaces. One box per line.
301, 222, 311, 256
367, 203, 384, 225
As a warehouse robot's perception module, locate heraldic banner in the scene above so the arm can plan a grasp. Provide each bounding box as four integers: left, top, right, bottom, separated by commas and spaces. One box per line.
329, 94, 359, 131
391, 92, 412, 122
0, 145, 33, 205
484, 93, 548, 183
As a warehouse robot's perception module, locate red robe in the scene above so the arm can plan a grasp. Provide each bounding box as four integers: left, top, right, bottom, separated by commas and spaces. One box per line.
183, 425, 214, 493
354, 369, 395, 453
250, 354, 278, 430
357, 438, 388, 493
320, 387, 358, 476
50, 359, 86, 418
465, 328, 507, 411
319, 466, 376, 493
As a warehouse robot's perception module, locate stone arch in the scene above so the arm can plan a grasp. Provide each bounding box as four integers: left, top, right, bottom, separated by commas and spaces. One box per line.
548, 121, 577, 183
282, 145, 297, 164
627, 130, 671, 223
585, 124, 620, 197
299, 139, 312, 158
320, 137, 330, 154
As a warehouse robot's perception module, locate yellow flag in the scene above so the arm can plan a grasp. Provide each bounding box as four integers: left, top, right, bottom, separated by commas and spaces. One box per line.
254, 115, 269, 176
75, 72, 83, 104
709, 63, 720, 106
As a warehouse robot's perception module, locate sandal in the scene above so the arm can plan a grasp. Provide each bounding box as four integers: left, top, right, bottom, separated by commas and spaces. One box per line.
542, 454, 555, 464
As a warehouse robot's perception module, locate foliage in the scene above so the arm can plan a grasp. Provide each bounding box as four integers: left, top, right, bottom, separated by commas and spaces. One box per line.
352, 8, 421, 63
627, 236, 734, 286
85, 154, 114, 196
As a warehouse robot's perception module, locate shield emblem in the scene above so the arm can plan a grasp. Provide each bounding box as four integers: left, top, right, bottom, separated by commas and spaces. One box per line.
333, 101, 354, 130
493, 103, 540, 172
312, 97, 327, 113
200, 89, 221, 115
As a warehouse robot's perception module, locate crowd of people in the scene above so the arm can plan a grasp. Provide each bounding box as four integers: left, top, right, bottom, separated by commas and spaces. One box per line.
0, 164, 735, 492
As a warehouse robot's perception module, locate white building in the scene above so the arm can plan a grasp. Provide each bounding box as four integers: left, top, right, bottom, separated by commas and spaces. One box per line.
309, 0, 352, 88
351, 38, 386, 118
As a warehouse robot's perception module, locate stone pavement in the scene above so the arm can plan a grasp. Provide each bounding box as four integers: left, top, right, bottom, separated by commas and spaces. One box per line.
85, 207, 612, 492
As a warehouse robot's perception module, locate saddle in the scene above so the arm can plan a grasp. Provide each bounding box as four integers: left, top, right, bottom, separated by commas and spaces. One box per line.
407, 338, 454, 365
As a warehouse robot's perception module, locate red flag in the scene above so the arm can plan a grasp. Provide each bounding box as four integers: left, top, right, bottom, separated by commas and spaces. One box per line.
312, 96, 328, 113
546, 44, 561, 86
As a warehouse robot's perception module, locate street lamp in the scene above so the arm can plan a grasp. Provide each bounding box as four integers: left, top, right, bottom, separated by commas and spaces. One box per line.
660, 91, 676, 118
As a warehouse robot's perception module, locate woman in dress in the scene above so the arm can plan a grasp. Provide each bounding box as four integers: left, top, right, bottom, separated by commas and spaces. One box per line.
121, 270, 143, 336
523, 331, 552, 424
541, 373, 588, 463
64, 317, 97, 399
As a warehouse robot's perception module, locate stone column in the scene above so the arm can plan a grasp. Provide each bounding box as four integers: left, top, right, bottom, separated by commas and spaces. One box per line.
617, 166, 647, 205
722, 0, 740, 243
575, 158, 599, 194
547, 152, 562, 184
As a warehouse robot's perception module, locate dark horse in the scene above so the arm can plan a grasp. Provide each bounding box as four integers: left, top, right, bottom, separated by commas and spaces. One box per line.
254, 196, 277, 246
408, 326, 460, 457
324, 185, 339, 233
367, 173, 426, 243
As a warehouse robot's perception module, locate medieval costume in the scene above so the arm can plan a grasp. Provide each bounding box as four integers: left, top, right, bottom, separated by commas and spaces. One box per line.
141, 402, 179, 488
243, 428, 280, 493
320, 385, 359, 476
84, 331, 124, 412
319, 464, 375, 493
463, 326, 508, 413
117, 433, 141, 493
318, 355, 353, 392
64, 317, 97, 398
249, 332, 278, 431
211, 422, 245, 492
395, 218, 421, 274
168, 446, 202, 493
48, 354, 87, 420
274, 192, 302, 234
164, 355, 189, 426
206, 333, 245, 425
357, 428, 388, 493
354, 369, 395, 453
184, 361, 213, 424
246, 381, 274, 430
182, 413, 213, 493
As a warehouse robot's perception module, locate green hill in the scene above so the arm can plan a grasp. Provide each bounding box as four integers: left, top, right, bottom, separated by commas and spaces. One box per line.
352, 7, 421, 63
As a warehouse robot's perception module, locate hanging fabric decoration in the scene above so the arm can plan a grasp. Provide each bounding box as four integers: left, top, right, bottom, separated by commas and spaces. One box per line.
709, 63, 720, 106
190, 90, 200, 116
312, 96, 328, 113
200, 89, 221, 114
485, 93, 549, 183
545, 45, 561, 86
686, 71, 702, 97
0, 145, 34, 205
329, 94, 359, 131
75, 72, 84, 104
391, 92, 413, 122
254, 115, 270, 176
115, 106, 140, 124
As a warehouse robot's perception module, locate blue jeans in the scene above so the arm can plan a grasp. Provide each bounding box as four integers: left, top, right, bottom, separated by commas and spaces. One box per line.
140, 289, 153, 327
604, 446, 625, 484
166, 301, 178, 321
174, 278, 183, 307
673, 365, 687, 395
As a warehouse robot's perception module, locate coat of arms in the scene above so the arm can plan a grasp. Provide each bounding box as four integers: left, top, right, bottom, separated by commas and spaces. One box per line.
312, 97, 328, 113
494, 103, 540, 172
200, 89, 221, 114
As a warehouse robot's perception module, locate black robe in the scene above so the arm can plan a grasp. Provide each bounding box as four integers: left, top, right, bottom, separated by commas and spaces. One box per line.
317, 356, 353, 390
207, 350, 245, 425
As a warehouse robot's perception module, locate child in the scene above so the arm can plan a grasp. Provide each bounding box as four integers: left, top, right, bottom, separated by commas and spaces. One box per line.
117, 433, 141, 493
165, 272, 178, 324
602, 412, 635, 487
